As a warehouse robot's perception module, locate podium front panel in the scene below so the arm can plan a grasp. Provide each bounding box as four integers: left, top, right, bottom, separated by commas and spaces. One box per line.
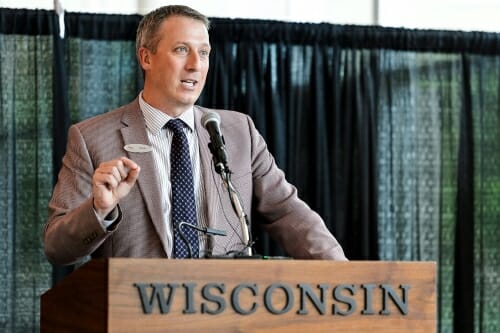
104, 259, 436, 333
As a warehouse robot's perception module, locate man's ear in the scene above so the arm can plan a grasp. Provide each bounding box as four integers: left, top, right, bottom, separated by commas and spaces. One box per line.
138, 47, 151, 69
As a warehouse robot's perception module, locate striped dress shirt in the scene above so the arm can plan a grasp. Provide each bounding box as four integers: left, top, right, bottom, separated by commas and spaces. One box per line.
139, 94, 209, 258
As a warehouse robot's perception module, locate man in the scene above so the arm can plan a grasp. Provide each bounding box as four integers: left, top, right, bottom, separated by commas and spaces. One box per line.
44, 5, 347, 265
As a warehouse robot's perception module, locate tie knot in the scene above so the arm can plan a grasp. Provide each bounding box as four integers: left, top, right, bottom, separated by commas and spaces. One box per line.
166, 118, 186, 134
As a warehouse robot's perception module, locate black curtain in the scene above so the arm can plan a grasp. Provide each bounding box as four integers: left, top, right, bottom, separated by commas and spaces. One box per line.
202, 19, 499, 262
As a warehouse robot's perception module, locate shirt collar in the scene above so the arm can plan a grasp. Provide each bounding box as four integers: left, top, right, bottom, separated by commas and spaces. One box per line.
138, 91, 195, 135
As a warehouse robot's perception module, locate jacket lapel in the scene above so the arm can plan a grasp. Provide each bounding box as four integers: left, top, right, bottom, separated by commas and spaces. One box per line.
120, 100, 168, 254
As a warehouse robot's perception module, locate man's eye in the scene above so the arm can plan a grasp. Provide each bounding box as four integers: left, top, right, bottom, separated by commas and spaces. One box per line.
176, 46, 188, 54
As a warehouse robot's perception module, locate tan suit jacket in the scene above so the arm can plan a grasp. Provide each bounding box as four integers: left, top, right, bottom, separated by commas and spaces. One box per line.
44, 99, 346, 265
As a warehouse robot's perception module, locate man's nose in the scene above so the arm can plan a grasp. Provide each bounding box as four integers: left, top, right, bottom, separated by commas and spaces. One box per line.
185, 52, 201, 71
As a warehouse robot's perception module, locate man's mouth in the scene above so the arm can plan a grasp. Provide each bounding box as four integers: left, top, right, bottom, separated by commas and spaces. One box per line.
181, 79, 197, 87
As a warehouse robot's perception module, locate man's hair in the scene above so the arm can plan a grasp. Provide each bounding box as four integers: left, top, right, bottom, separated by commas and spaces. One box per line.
136, 5, 210, 58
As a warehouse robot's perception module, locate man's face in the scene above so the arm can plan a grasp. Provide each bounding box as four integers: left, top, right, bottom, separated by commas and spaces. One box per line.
140, 15, 211, 113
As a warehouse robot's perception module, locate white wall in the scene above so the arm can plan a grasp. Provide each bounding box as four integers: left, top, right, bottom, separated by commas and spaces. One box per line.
0, 0, 499, 32
380, 0, 500, 33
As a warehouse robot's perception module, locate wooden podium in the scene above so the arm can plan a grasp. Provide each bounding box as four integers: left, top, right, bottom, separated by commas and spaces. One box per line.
41, 259, 436, 333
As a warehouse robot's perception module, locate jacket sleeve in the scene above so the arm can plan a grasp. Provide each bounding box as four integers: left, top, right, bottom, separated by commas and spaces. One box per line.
246, 116, 347, 260
44, 125, 116, 266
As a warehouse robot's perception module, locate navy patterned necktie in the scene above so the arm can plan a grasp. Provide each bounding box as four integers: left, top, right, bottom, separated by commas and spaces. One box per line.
166, 119, 199, 258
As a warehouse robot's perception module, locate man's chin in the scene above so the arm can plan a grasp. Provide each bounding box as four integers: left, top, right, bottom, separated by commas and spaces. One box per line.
178, 93, 201, 106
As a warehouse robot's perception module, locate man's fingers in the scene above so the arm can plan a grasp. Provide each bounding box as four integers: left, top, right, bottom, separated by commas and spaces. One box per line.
94, 172, 119, 190
102, 159, 128, 180
95, 166, 121, 185
125, 165, 141, 184
93, 157, 141, 194
120, 157, 139, 171
95, 158, 139, 183
119, 157, 141, 184
92, 157, 140, 214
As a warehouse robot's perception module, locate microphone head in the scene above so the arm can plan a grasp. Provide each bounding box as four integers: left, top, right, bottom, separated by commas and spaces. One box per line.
201, 111, 221, 129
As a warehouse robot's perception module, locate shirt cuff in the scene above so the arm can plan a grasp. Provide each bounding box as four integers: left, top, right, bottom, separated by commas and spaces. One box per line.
94, 205, 122, 231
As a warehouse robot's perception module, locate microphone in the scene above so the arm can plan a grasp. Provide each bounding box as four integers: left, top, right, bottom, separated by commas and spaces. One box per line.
177, 222, 227, 258
201, 111, 253, 256
201, 112, 228, 174
179, 222, 227, 237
